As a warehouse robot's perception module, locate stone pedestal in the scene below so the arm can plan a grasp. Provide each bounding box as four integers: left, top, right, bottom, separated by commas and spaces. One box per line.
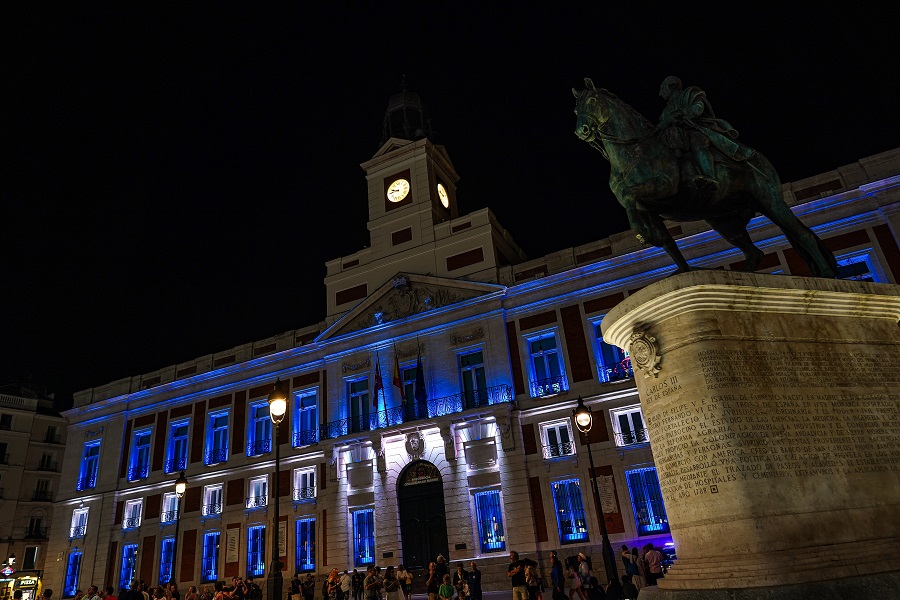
602, 271, 900, 597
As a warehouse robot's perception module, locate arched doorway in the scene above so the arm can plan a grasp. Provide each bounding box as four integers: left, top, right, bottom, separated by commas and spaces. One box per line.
397, 460, 449, 570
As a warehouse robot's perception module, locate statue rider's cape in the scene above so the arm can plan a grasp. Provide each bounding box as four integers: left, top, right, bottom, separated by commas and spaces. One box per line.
661, 86, 755, 162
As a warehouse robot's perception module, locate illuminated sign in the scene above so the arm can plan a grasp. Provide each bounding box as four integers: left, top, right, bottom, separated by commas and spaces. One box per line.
1, 566, 14, 576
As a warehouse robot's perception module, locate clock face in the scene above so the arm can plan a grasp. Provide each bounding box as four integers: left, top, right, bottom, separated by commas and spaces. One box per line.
386, 178, 411, 203
437, 183, 449, 208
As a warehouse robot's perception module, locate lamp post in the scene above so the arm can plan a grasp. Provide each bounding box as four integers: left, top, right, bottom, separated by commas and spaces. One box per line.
170, 471, 188, 586
573, 396, 618, 584
267, 378, 288, 600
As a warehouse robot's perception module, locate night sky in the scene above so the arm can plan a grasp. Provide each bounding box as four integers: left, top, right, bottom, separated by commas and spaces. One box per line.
4, 5, 897, 407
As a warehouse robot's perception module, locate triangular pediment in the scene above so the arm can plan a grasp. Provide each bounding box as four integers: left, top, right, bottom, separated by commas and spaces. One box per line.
319, 273, 505, 340
372, 137, 415, 159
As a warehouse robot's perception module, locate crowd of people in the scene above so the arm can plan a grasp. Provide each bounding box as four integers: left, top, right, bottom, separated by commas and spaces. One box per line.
69, 576, 262, 600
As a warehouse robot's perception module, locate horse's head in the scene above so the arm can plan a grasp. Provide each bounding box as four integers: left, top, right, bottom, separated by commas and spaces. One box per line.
573, 78, 610, 143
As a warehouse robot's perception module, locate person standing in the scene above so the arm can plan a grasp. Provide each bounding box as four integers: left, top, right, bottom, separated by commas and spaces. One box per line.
620, 576, 638, 600
620, 547, 640, 592
340, 571, 353, 600
549, 551, 563, 600
437, 576, 454, 600
86, 586, 102, 600
351, 570, 364, 600
383, 567, 402, 600
643, 545, 663, 586
396, 565, 411, 600
452, 564, 468, 600
465, 562, 481, 600
426, 562, 440, 600
364, 567, 380, 600
290, 575, 302, 600
42, 590, 54, 600
508, 551, 536, 600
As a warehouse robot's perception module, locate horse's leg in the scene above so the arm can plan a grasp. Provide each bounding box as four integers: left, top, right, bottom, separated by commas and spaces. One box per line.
706, 215, 765, 271
757, 199, 838, 278
623, 203, 690, 272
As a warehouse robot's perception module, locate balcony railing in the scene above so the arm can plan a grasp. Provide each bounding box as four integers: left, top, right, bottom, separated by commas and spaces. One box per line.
246, 496, 268, 509
32, 490, 53, 502
247, 440, 271, 456
530, 375, 568, 398
615, 428, 650, 446
164, 457, 187, 473
542, 441, 576, 459
25, 527, 48, 539
37, 460, 59, 472
69, 525, 87, 539
123, 516, 142, 529
201, 503, 223, 517
76, 475, 97, 491
160, 510, 179, 523
599, 357, 633, 383
0, 454, 8, 465
127, 464, 149, 481
320, 384, 512, 441
205, 448, 228, 465
293, 429, 319, 447
44, 433, 62, 444
292, 486, 315, 502
201, 558, 218, 583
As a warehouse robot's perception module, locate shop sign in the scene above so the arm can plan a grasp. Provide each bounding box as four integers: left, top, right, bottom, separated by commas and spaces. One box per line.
1, 567, 14, 577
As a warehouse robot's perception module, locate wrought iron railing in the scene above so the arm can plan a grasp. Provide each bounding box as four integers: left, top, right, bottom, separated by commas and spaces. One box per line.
38, 460, 59, 471
246, 495, 268, 509
201, 558, 218, 582
205, 448, 228, 465
202, 503, 223, 517
123, 516, 141, 529
25, 527, 48, 539
160, 510, 179, 523
44, 433, 62, 444
293, 429, 319, 447
164, 457, 187, 473
293, 486, 315, 502
615, 428, 650, 446
530, 375, 568, 398
32, 490, 53, 502
69, 525, 87, 539
247, 440, 271, 456
76, 475, 97, 491
127, 464, 149, 481
320, 384, 512, 441
599, 357, 634, 383
542, 441, 576, 459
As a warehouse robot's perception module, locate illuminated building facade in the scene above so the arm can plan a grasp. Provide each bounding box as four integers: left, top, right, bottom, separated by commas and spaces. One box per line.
42, 93, 900, 594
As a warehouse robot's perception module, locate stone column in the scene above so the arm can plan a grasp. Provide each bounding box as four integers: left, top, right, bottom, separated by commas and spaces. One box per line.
602, 271, 900, 597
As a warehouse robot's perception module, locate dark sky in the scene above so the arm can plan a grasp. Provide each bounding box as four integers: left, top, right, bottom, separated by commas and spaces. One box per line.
4, 4, 897, 407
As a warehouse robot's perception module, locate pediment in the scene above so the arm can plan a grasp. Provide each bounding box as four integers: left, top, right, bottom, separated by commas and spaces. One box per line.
372, 137, 414, 159
319, 273, 505, 340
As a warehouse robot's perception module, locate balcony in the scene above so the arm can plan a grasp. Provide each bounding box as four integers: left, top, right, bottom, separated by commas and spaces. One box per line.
32, 490, 53, 502
615, 428, 650, 446
43, 433, 62, 444
530, 375, 568, 398
247, 440, 271, 457
164, 457, 187, 473
205, 448, 228, 466
37, 460, 59, 472
292, 429, 319, 447
123, 516, 142, 529
292, 486, 315, 502
69, 525, 87, 539
76, 475, 97, 491
542, 441, 576, 459
599, 357, 633, 383
201, 503, 223, 517
246, 495, 268, 510
127, 464, 149, 481
320, 384, 512, 440
160, 510, 179, 523
25, 526, 48, 539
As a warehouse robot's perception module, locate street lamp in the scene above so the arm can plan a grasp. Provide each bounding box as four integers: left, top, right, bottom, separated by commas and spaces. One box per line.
573, 396, 618, 584
267, 378, 288, 600
170, 472, 188, 585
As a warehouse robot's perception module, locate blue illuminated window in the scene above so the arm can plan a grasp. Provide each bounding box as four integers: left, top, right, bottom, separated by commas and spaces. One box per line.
247, 402, 272, 456
527, 332, 568, 398
295, 517, 316, 573
120, 543, 138, 589
458, 350, 487, 410
159, 537, 175, 585
593, 320, 632, 383
292, 389, 319, 447
247, 525, 266, 577
63, 551, 82, 597
474, 490, 506, 553
128, 430, 151, 481
166, 420, 189, 473
77, 441, 100, 491
347, 378, 370, 434
836, 249, 885, 283
551, 479, 588, 544
206, 411, 229, 465
201, 531, 220, 583
625, 467, 670, 536
352, 508, 375, 566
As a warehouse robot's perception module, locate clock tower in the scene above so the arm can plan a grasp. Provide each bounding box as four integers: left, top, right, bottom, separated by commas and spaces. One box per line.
324, 86, 526, 320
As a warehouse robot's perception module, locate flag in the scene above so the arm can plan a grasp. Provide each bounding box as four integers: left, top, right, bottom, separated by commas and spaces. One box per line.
392, 345, 405, 403
414, 346, 427, 404
373, 351, 384, 409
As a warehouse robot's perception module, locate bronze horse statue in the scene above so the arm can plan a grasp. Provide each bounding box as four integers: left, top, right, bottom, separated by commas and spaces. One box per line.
573, 79, 837, 277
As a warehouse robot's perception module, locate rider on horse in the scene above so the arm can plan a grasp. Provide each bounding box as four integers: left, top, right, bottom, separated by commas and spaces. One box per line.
657, 76, 755, 195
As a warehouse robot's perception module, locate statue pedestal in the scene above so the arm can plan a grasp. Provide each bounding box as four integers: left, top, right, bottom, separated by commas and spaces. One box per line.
602, 271, 900, 598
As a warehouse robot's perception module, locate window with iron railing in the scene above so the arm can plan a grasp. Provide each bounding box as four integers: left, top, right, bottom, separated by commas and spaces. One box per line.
611, 405, 649, 447
63, 551, 82, 597
474, 489, 506, 553
293, 388, 319, 447
120, 543, 138, 589
128, 429, 151, 481
551, 479, 588, 544
166, 420, 189, 473
70, 507, 88, 539
593, 320, 632, 383
202, 484, 223, 517
352, 508, 375, 567
293, 467, 316, 502
459, 350, 487, 410
625, 467, 670, 536
527, 333, 569, 398
201, 531, 220, 582
77, 441, 100, 491
540, 419, 576, 459
247, 525, 266, 577
295, 517, 316, 573
161, 492, 179, 523
159, 537, 175, 585
123, 499, 142, 529
247, 402, 272, 457
206, 412, 229, 466
247, 476, 268, 509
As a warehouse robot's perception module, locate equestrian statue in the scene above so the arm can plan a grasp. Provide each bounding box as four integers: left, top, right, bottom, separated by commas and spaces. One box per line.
573, 77, 837, 278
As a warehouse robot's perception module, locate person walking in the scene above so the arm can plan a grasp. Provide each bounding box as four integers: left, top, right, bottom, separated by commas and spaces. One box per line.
643, 545, 663, 586
620, 547, 641, 592
549, 551, 564, 600
466, 562, 482, 600
508, 551, 536, 600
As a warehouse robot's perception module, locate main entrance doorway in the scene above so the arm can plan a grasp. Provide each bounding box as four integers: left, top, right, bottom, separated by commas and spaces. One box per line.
397, 460, 449, 570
